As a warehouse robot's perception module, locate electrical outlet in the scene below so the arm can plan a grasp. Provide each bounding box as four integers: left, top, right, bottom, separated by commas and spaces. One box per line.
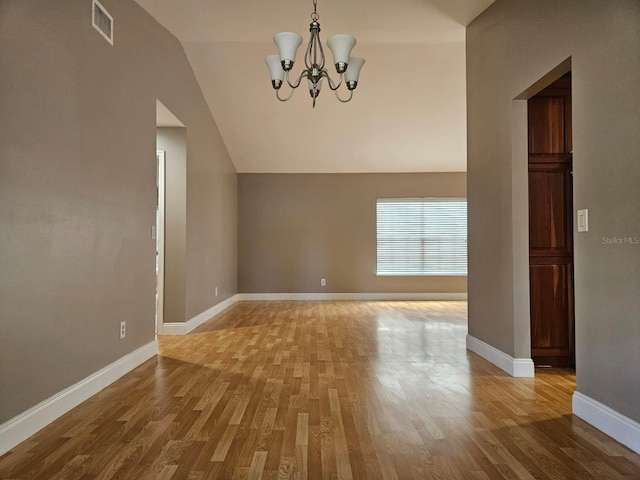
120, 321, 126, 339
215, 287, 218, 296
321, 278, 326, 287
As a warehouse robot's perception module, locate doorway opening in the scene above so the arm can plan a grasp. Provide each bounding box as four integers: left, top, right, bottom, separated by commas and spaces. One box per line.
155, 100, 187, 335
527, 72, 575, 367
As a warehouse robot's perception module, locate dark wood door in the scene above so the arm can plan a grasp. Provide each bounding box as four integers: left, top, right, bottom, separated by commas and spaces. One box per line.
528, 74, 574, 367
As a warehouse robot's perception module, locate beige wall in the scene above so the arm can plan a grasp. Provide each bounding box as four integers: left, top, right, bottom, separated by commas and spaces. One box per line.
157, 128, 187, 324
467, 0, 640, 421
238, 173, 467, 294
0, 0, 237, 423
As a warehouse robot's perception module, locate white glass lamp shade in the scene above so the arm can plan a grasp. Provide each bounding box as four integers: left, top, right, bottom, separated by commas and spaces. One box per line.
345, 57, 365, 83
273, 32, 303, 64
265, 55, 285, 82
327, 34, 356, 65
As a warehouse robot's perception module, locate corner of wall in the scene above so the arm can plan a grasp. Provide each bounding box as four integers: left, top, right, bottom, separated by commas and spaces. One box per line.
466, 334, 535, 377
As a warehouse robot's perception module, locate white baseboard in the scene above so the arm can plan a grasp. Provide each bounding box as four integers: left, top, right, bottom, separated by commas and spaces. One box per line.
158, 294, 240, 335
573, 391, 640, 455
0, 340, 157, 456
236, 292, 468, 301
157, 322, 190, 335
466, 334, 535, 377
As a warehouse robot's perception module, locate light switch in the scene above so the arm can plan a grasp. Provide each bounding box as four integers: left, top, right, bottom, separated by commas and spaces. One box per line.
577, 209, 588, 232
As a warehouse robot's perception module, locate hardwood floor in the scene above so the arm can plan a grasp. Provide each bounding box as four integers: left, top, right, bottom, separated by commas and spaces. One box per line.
1, 301, 639, 479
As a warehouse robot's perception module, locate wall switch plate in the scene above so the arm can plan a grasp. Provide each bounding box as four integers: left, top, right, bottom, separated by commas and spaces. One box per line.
577, 209, 588, 232
215, 287, 218, 296
119, 321, 126, 339
321, 278, 326, 287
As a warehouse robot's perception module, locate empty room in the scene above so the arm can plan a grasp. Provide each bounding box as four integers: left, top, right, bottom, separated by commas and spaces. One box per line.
1, 0, 639, 478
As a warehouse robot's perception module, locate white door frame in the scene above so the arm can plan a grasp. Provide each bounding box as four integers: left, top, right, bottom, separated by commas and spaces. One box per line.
156, 150, 166, 335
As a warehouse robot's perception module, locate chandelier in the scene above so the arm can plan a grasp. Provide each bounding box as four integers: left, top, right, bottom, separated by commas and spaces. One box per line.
264, 0, 365, 108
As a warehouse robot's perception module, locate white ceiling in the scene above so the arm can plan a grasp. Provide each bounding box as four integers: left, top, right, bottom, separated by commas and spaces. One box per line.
136, 0, 495, 173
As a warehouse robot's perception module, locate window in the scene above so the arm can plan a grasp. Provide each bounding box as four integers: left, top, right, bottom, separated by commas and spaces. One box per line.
376, 198, 467, 276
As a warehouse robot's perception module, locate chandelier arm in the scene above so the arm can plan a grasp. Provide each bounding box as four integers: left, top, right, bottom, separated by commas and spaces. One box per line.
304, 30, 315, 70
333, 88, 354, 103
276, 88, 295, 102
316, 30, 326, 71
322, 71, 343, 91
285, 69, 306, 89
276, 87, 297, 102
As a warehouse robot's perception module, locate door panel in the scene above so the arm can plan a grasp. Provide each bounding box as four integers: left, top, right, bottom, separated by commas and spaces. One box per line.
529, 163, 573, 255
528, 96, 568, 155
529, 262, 573, 365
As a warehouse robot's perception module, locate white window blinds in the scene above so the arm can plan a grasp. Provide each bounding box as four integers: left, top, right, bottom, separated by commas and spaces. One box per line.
376, 198, 468, 276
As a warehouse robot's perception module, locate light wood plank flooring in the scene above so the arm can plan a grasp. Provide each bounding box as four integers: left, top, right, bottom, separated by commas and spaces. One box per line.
1, 301, 639, 479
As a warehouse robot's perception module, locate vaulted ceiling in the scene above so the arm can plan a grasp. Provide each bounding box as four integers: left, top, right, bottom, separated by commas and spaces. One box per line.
135, 0, 495, 173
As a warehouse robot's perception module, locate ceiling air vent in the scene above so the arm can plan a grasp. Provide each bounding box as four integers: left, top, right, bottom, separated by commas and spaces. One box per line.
92, 0, 113, 45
